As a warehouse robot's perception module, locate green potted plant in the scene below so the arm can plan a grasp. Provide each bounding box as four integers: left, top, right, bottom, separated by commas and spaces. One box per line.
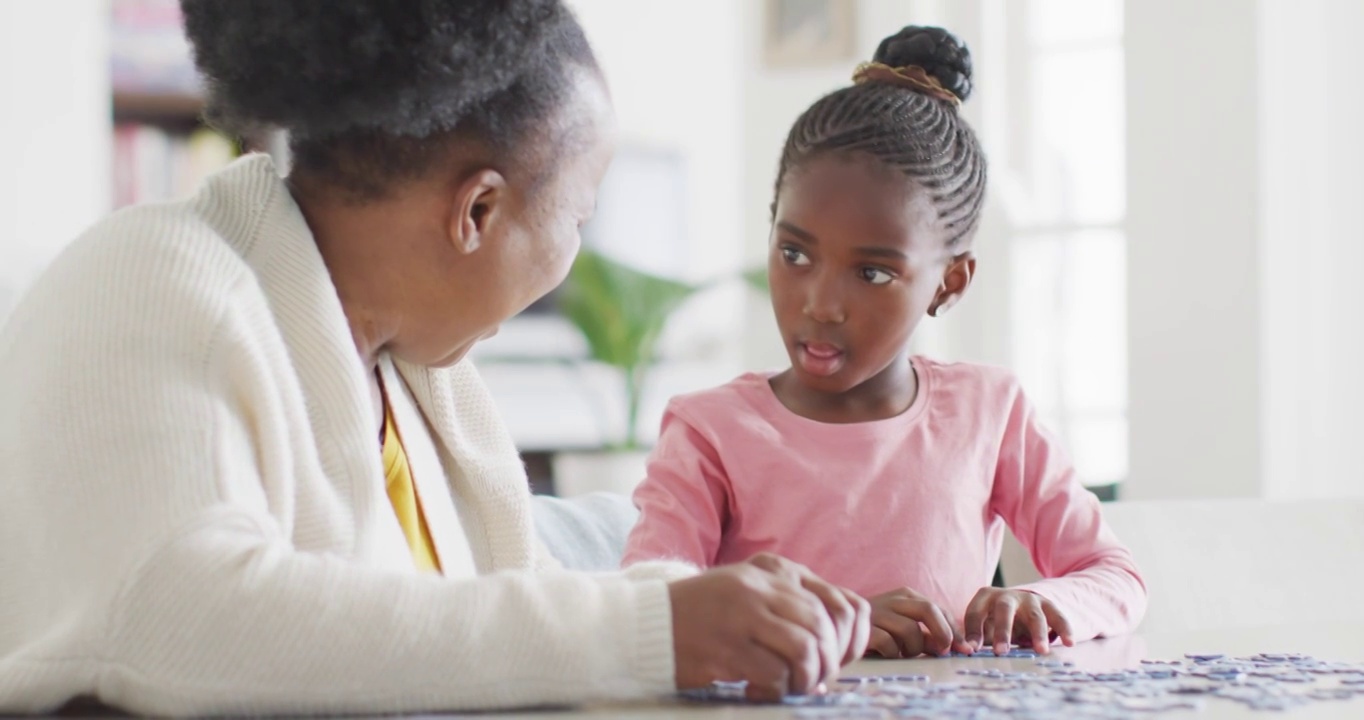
742, 267, 770, 293
551, 248, 703, 496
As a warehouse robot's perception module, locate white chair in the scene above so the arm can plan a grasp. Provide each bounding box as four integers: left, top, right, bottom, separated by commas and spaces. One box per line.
531, 492, 639, 571
1000, 498, 1364, 635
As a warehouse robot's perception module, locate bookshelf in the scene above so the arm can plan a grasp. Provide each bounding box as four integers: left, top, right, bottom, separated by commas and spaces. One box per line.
108, 0, 285, 210
111, 89, 204, 125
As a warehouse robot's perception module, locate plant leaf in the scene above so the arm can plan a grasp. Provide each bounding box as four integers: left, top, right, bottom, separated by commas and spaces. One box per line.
559, 249, 701, 373
742, 267, 769, 293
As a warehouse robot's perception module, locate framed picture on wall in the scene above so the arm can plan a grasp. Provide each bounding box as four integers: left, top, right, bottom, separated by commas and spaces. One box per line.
763, 0, 858, 69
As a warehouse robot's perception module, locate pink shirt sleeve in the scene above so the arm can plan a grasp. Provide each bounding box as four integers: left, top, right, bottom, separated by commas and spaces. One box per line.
991, 387, 1148, 641
623, 406, 728, 568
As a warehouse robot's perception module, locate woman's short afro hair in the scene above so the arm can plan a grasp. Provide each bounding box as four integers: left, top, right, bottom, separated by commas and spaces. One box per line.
180, 0, 597, 198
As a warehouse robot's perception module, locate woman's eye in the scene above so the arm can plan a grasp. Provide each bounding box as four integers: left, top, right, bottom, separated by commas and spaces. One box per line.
781, 247, 811, 266
860, 267, 894, 285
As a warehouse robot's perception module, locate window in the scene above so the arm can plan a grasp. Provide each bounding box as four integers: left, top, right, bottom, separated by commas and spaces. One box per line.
1000, 0, 1128, 486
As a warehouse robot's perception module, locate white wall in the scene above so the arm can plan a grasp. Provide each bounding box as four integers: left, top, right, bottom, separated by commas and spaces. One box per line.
1127, 0, 1364, 500
0, 1, 111, 322
1314, 2, 1364, 499
1125, 0, 1264, 499
570, 0, 743, 285
1259, 0, 1364, 499
479, 0, 747, 449
570, 0, 746, 369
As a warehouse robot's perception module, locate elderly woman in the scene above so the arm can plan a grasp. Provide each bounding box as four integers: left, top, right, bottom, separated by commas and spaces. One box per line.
0, 1, 869, 715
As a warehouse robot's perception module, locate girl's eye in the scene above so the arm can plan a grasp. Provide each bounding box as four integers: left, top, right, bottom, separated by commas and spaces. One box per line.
860, 267, 894, 285
781, 247, 812, 266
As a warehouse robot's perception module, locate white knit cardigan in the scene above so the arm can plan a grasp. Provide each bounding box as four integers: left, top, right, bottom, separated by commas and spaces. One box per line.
0, 155, 692, 716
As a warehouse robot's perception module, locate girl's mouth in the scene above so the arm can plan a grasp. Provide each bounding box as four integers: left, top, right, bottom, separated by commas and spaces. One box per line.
796, 341, 846, 377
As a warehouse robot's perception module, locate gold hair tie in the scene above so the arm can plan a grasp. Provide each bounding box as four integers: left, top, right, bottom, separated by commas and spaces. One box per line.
853, 62, 961, 107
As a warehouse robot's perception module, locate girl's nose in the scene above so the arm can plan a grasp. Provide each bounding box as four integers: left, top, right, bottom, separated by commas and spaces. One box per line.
803, 277, 847, 324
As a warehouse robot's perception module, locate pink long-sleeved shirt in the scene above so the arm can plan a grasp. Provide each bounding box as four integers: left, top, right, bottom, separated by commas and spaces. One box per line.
623, 357, 1146, 641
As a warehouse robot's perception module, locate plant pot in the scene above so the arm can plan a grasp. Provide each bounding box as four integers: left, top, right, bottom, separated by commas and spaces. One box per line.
551, 449, 651, 498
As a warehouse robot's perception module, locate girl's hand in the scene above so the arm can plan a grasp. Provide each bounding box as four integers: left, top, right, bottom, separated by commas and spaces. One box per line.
864, 587, 969, 658
962, 587, 1075, 655
668, 553, 870, 702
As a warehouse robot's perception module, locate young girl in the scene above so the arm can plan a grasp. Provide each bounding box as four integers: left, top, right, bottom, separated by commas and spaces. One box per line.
624, 25, 1146, 660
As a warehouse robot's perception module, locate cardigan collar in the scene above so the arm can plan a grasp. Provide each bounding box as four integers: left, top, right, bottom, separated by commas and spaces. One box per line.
201, 154, 537, 571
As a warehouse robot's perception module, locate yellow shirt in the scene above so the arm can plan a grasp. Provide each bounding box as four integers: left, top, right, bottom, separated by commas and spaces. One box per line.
381, 397, 442, 574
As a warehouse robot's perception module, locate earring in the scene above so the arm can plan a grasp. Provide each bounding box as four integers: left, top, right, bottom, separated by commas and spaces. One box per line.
932, 302, 949, 317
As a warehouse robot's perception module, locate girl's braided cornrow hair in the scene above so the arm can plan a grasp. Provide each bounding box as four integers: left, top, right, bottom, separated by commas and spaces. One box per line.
772, 26, 987, 247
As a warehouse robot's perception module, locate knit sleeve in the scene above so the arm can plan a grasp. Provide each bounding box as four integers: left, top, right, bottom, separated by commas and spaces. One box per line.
989, 384, 1148, 641
0, 250, 676, 716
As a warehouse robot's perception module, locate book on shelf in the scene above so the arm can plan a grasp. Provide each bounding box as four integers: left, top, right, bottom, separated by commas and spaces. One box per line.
110, 0, 199, 95
107, 0, 289, 204
113, 125, 236, 209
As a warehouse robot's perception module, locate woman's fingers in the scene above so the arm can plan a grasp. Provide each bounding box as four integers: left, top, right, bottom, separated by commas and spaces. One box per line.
793, 574, 861, 673
731, 642, 792, 703
839, 587, 873, 663
749, 610, 823, 696
748, 553, 866, 678
763, 591, 834, 692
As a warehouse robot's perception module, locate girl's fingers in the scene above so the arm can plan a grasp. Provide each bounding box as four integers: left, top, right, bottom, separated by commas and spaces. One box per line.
867, 627, 901, 659
990, 595, 1019, 655
962, 589, 994, 651
951, 622, 975, 655
889, 597, 954, 657
1015, 597, 1050, 655
877, 611, 927, 658
1042, 600, 1076, 647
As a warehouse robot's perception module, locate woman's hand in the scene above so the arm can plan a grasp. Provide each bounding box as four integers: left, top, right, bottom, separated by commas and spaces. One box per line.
864, 587, 967, 658
668, 553, 870, 702
962, 587, 1075, 655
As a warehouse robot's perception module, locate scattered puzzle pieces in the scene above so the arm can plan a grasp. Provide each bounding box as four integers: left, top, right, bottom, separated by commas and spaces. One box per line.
680, 650, 1364, 718
938, 647, 1039, 659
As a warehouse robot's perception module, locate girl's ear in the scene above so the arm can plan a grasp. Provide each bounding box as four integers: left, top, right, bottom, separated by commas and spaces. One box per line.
930, 252, 976, 317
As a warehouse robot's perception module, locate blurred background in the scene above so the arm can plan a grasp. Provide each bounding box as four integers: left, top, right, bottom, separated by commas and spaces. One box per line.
1, 0, 1360, 502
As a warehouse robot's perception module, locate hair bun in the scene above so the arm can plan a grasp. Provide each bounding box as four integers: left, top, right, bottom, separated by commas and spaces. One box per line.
872, 26, 973, 103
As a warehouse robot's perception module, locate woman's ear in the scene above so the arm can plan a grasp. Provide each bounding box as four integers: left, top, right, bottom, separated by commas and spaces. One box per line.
929, 252, 976, 317
448, 168, 509, 255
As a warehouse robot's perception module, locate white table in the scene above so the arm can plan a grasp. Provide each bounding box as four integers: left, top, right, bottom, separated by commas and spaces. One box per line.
449, 624, 1364, 718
